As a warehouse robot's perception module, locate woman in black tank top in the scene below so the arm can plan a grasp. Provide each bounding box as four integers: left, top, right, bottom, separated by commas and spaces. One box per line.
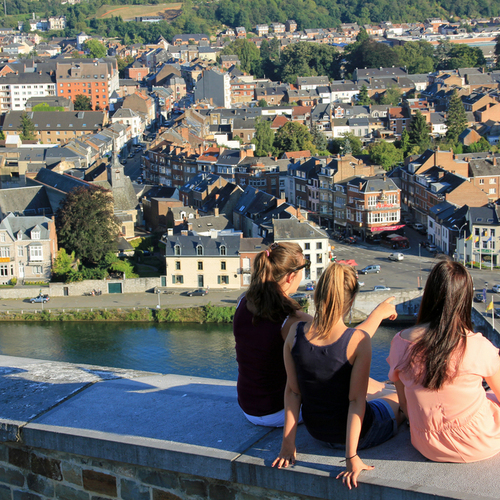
272, 263, 404, 489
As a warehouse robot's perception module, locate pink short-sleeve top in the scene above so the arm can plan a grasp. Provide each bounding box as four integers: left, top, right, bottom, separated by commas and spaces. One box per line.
387, 331, 500, 463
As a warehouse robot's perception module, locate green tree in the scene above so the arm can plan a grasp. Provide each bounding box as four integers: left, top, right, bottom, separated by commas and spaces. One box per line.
18, 112, 36, 140
329, 133, 363, 156
52, 248, 76, 281
311, 124, 328, 153
220, 39, 261, 75
443, 45, 486, 70
495, 34, 500, 67
344, 40, 399, 78
117, 55, 134, 78
0, 131, 5, 141
258, 98, 268, 107
399, 128, 411, 156
357, 84, 371, 105
56, 187, 119, 266
108, 258, 138, 278
273, 121, 314, 156
408, 111, 431, 153
464, 136, 491, 153
379, 84, 402, 105
252, 119, 275, 156
393, 40, 436, 74
369, 141, 404, 170
74, 94, 93, 111
83, 39, 107, 59
445, 90, 467, 145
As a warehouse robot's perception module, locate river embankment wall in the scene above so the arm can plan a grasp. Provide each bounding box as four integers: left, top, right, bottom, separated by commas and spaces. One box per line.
0, 355, 499, 500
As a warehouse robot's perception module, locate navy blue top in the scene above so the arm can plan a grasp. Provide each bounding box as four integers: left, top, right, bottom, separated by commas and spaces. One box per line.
292, 322, 374, 443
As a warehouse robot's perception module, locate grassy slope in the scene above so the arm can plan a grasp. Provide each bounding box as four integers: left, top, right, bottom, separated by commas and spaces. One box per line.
93, 3, 182, 20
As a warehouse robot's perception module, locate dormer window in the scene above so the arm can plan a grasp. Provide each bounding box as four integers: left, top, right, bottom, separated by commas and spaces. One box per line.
197, 244, 204, 256
17, 232, 22, 241
174, 244, 181, 256
31, 230, 40, 240
220, 245, 227, 256
0, 233, 4, 243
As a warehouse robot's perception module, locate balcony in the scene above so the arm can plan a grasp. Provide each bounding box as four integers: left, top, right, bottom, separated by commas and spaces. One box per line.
238, 267, 251, 274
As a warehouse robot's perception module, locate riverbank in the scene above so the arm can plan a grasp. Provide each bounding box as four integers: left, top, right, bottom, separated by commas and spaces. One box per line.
0, 304, 237, 323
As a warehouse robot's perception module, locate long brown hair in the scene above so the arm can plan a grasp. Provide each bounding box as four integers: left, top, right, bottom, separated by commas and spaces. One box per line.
401, 260, 473, 390
245, 242, 303, 323
312, 263, 359, 338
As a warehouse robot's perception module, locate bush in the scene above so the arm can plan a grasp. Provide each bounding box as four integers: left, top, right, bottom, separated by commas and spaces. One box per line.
9, 277, 17, 286
204, 303, 236, 323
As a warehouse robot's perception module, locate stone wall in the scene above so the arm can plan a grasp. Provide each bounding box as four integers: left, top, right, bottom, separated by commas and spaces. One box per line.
0, 278, 161, 299
0, 442, 317, 500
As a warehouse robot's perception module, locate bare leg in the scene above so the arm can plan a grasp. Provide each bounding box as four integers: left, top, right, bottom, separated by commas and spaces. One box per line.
379, 392, 406, 426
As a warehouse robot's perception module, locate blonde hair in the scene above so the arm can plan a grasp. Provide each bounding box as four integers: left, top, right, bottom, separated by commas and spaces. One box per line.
312, 263, 359, 338
246, 242, 303, 323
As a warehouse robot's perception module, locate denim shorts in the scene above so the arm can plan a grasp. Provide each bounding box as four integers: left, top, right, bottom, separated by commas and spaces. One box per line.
325, 398, 397, 450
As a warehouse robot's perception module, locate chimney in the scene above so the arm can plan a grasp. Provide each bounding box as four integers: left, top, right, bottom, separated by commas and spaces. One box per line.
187, 222, 193, 231
239, 149, 246, 159
214, 207, 219, 216
494, 157, 497, 166
167, 228, 173, 235
359, 182, 362, 190
181, 229, 188, 236
439, 171, 445, 179
195, 210, 199, 219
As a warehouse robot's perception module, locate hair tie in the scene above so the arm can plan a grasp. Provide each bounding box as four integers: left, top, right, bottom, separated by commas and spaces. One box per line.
266, 250, 270, 257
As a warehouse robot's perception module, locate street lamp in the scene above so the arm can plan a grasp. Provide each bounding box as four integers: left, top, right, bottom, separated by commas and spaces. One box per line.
156, 289, 161, 309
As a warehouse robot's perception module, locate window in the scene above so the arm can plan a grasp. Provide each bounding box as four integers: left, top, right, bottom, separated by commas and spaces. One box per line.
305, 243, 310, 250
34, 266, 42, 274
218, 275, 229, 285
489, 188, 497, 195
17, 247, 23, 257
220, 245, 227, 256
0, 264, 7, 276
316, 242, 322, 250
174, 244, 181, 255
198, 261, 203, 270
196, 244, 203, 256
29, 246, 43, 261
0, 247, 9, 258
172, 275, 184, 284
175, 261, 181, 270
31, 230, 40, 240
221, 261, 226, 270
479, 179, 484, 185
490, 178, 496, 184
0, 233, 4, 242
316, 254, 323, 264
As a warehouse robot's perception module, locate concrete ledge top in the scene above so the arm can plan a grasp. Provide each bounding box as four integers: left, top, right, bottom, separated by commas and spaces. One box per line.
1, 354, 500, 500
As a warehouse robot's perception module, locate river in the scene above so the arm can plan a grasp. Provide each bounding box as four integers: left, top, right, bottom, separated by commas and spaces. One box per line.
0, 322, 401, 381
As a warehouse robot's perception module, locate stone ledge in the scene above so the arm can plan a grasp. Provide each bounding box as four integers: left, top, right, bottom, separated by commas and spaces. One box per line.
1, 355, 499, 500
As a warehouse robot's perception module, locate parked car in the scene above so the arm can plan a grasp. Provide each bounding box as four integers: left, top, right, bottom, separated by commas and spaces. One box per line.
30, 294, 49, 303
290, 292, 310, 301
475, 293, 485, 303
388, 253, 404, 261
413, 223, 424, 231
305, 282, 315, 291
373, 285, 391, 291
187, 289, 208, 297
427, 244, 437, 252
360, 265, 381, 274
492, 284, 500, 293
345, 236, 357, 244
495, 308, 500, 319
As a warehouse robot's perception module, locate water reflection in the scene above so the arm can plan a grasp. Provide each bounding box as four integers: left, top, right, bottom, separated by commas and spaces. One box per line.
0, 322, 401, 381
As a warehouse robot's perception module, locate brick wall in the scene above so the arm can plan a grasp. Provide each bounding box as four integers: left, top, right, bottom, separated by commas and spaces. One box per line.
0, 442, 318, 500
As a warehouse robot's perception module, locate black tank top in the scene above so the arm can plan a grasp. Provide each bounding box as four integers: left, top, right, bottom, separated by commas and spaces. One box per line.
291, 322, 374, 444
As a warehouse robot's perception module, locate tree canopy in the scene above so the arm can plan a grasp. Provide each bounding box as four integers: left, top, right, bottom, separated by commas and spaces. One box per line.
445, 90, 468, 145
343, 40, 399, 78
408, 110, 431, 153
252, 119, 275, 156
83, 39, 107, 59
18, 112, 36, 140
74, 94, 92, 111
369, 141, 403, 170
56, 187, 119, 266
273, 121, 315, 156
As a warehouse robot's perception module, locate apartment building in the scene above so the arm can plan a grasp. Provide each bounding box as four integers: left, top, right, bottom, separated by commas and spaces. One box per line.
55, 59, 119, 111
0, 72, 56, 112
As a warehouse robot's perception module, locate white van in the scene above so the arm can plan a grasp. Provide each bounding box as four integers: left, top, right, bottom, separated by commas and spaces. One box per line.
388, 253, 404, 261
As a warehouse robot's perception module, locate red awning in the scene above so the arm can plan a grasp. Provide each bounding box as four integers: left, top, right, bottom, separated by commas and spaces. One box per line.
336, 259, 358, 266
371, 224, 405, 232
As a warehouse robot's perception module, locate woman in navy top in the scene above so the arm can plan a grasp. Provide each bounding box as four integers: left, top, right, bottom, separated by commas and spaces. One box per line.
273, 263, 404, 489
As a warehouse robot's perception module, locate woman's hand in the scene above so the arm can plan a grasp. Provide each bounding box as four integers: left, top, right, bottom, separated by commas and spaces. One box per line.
374, 297, 398, 321
272, 443, 296, 469
336, 455, 374, 489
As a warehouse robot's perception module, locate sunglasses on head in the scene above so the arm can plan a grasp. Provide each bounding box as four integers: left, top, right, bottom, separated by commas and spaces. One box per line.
292, 260, 311, 272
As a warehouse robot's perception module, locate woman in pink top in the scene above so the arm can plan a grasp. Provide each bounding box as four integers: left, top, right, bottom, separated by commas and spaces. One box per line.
387, 260, 500, 463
